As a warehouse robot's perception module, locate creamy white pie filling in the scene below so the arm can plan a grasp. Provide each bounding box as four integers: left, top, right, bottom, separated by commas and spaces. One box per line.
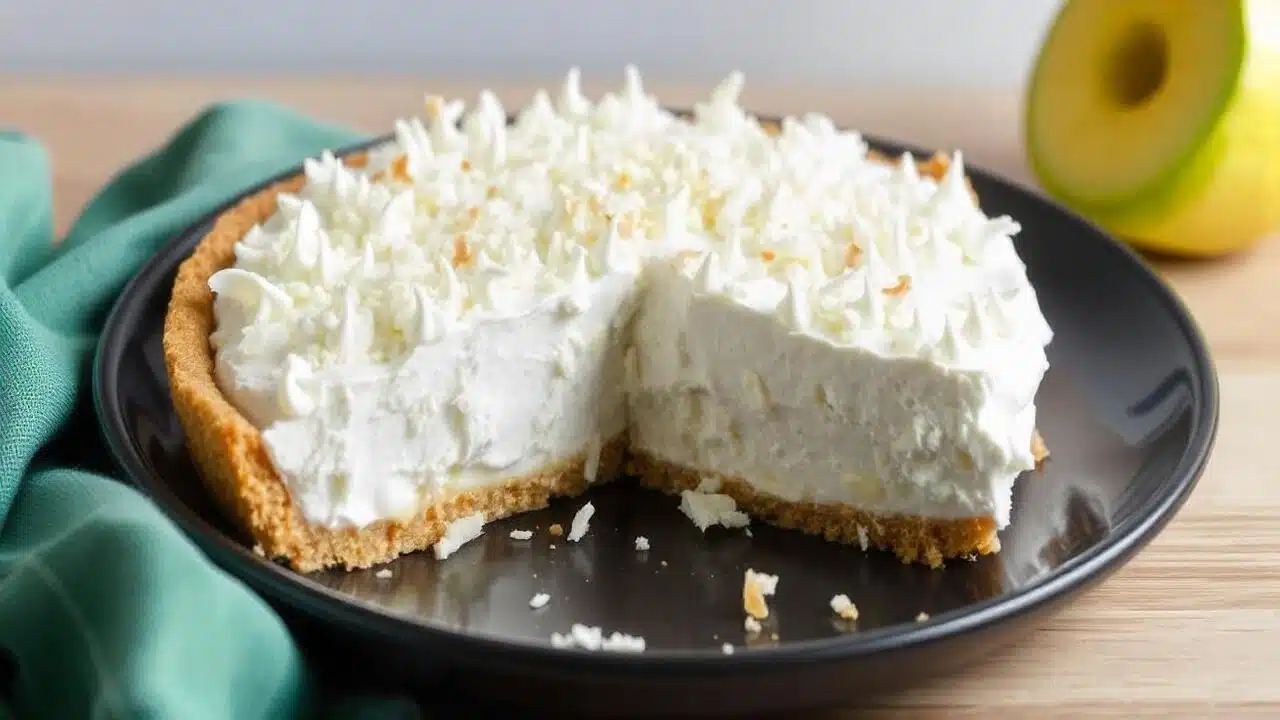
630, 261, 1043, 525
208, 68, 1052, 530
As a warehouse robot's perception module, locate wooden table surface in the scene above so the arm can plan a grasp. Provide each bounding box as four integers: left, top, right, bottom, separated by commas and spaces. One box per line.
4, 78, 1277, 718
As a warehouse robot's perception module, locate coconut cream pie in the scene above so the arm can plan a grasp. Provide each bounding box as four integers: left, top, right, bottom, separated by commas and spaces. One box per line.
164, 68, 1052, 572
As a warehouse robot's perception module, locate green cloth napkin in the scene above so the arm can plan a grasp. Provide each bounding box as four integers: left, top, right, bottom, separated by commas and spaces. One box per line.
0, 103, 425, 719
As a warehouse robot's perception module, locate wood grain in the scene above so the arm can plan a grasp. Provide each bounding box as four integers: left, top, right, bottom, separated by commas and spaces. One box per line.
3, 78, 1277, 718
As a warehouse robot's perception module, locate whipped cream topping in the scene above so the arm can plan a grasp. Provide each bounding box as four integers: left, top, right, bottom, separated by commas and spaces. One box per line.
208, 67, 1052, 531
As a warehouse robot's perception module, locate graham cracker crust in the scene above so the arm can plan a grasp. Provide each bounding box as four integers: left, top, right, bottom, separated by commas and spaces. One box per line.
163, 142, 1047, 573
628, 451, 1001, 569
163, 151, 629, 572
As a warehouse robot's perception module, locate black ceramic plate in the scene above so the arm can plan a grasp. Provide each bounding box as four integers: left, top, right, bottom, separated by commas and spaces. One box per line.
95, 126, 1218, 717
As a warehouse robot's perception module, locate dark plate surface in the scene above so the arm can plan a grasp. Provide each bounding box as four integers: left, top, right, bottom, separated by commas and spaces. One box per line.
94, 127, 1218, 717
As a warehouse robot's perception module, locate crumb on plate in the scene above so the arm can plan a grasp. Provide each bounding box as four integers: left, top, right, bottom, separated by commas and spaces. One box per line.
433, 512, 486, 560
743, 568, 778, 620
830, 594, 858, 621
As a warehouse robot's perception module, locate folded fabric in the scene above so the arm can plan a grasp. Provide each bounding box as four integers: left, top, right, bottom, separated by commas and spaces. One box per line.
0, 103, 422, 719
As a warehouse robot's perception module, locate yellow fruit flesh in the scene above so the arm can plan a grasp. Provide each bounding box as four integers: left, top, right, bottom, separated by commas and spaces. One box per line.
1103, 35, 1280, 257
1027, 0, 1280, 257
1029, 0, 1243, 208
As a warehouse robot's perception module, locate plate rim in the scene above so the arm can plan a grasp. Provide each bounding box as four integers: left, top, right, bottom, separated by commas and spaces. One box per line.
92, 119, 1220, 673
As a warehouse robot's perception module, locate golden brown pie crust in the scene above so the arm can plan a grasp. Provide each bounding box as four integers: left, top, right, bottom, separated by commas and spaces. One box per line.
629, 451, 999, 569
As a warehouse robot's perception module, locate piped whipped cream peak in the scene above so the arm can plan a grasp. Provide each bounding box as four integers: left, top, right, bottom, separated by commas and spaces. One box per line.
206, 66, 1053, 531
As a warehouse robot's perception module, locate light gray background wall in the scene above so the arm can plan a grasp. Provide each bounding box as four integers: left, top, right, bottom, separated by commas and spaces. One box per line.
1, 0, 1062, 88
